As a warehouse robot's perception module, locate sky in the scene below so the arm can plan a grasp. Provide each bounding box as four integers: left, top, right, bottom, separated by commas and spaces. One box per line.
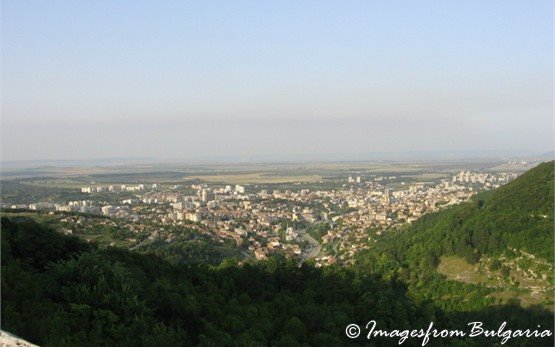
2, 0, 553, 162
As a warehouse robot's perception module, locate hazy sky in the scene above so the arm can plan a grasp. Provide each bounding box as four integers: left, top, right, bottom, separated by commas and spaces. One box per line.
2, 1, 553, 161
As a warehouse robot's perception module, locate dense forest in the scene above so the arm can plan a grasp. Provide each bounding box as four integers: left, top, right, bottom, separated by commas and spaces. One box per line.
136, 236, 242, 265
2, 162, 554, 346
2, 217, 552, 346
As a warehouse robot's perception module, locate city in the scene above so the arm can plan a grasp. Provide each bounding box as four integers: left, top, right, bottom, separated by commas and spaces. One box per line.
2, 162, 520, 267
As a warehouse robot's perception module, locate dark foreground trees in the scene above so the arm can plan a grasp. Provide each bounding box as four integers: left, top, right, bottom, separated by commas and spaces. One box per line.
2, 216, 553, 346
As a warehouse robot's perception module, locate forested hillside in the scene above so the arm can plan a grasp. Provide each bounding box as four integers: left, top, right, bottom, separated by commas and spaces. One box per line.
358, 161, 553, 264
356, 161, 554, 309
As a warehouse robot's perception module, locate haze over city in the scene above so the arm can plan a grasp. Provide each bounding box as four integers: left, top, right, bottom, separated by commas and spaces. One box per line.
2, 1, 553, 161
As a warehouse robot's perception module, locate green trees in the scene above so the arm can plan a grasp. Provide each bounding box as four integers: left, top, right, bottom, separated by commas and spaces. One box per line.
353, 161, 554, 318
362, 161, 554, 273
2, 214, 553, 346
306, 222, 330, 242
1, 216, 434, 346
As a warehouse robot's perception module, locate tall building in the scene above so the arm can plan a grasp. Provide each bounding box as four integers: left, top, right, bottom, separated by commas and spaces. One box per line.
201, 190, 215, 202
381, 189, 390, 204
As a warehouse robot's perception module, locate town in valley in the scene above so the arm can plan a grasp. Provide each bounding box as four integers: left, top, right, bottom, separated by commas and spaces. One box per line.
1, 160, 527, 267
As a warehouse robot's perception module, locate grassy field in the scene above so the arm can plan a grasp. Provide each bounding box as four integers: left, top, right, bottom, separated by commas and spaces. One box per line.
22, 179, 154, 189
438, 255, 553, 310
438, 256, 489, 284
3, 160, 505, 189
417, 172, 448, 179
184, 173, 323, 184
20, 172, 325, 187
76, 232, 134, 248
1, 211, 133, 249
0, 211, 60, 225
22, 178, 93, 189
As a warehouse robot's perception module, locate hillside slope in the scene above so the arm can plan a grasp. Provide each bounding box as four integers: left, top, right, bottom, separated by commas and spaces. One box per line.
362, 161, 553, 263
356, 161, 554, 309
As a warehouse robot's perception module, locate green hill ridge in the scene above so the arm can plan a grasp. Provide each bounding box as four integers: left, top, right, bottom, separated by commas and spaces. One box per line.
355, 161, 554, 310
360, 160, 554, 264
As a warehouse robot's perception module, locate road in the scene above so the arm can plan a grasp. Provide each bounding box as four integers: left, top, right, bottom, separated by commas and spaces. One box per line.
129, 237, 154, 251
241, 250, 253, 260
298, 229, 321, 266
